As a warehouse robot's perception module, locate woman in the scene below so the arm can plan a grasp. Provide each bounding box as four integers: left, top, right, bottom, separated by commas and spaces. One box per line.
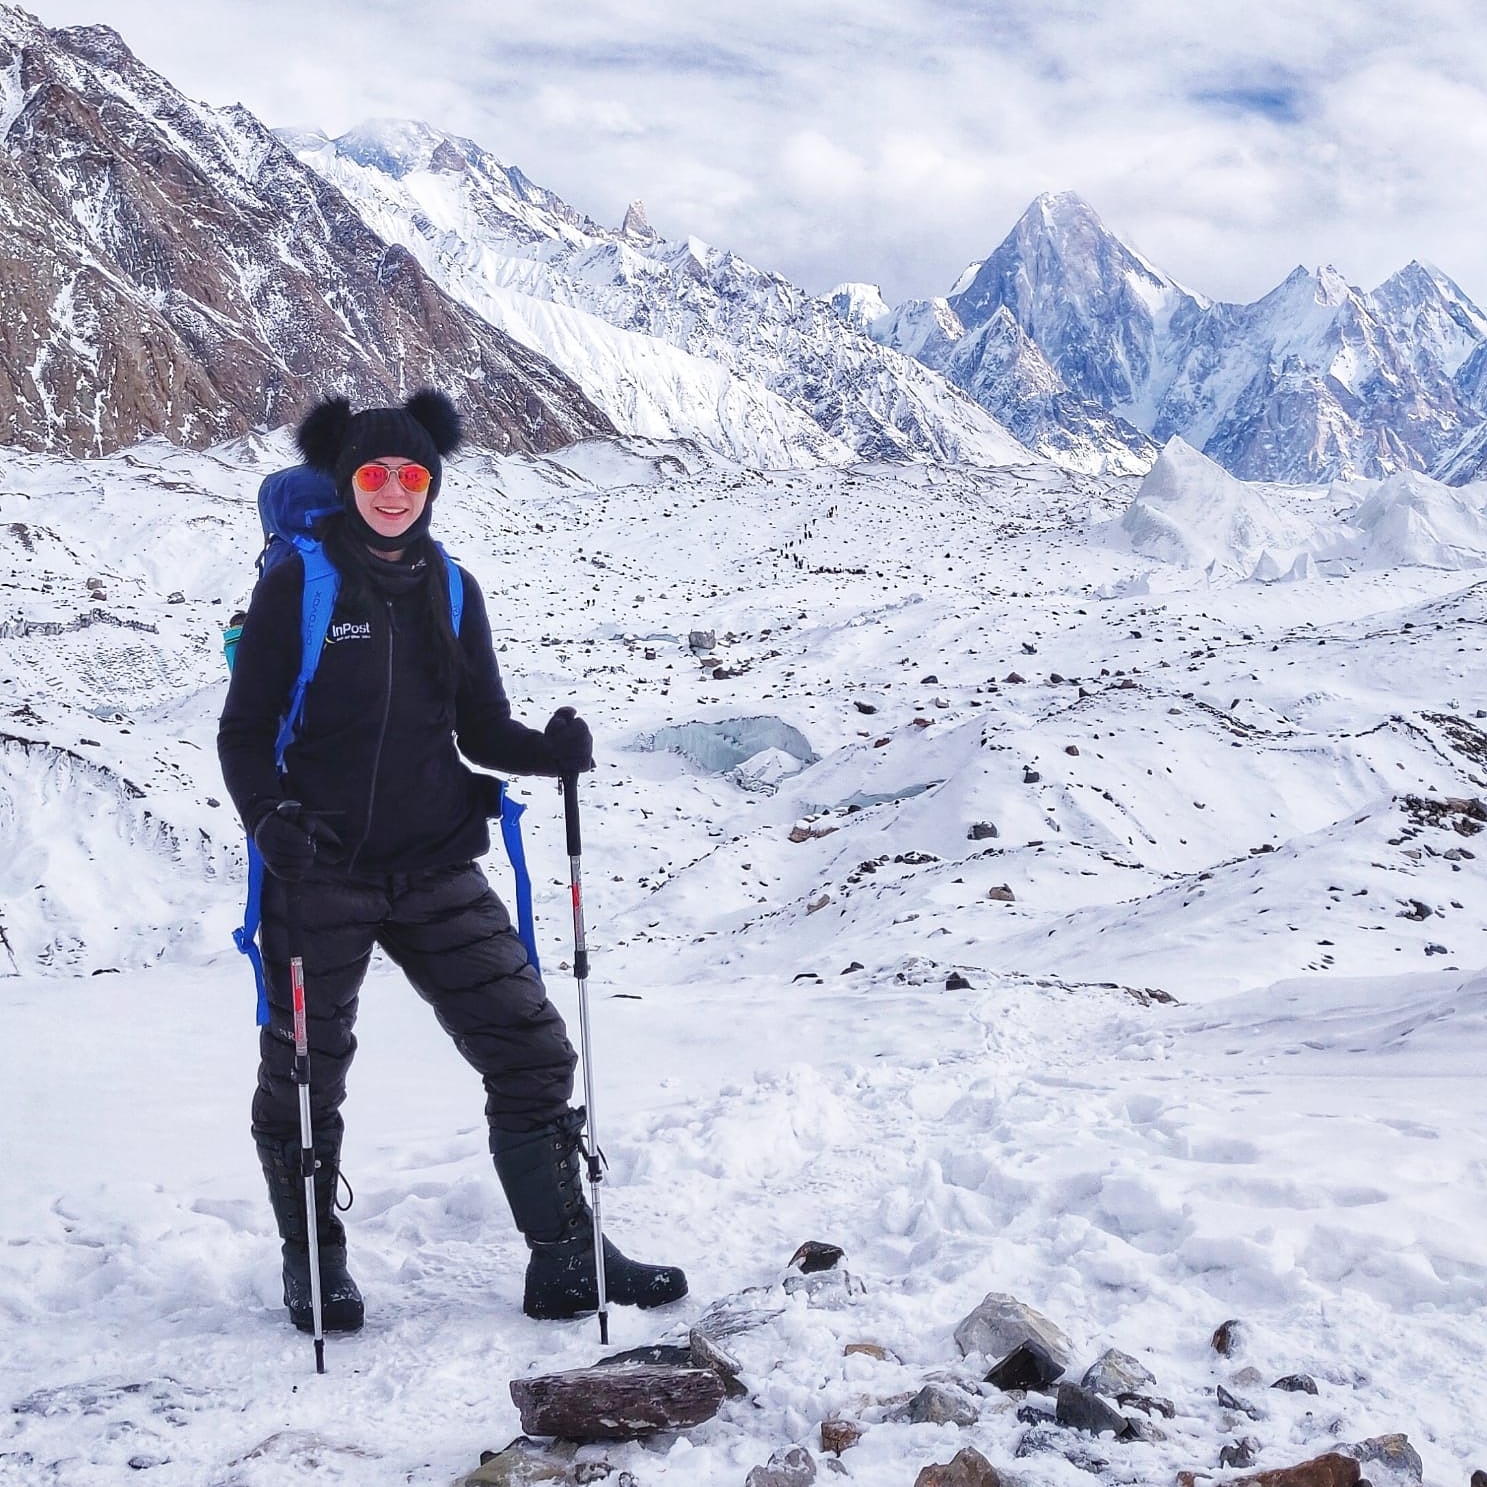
218, 390, 686, 1332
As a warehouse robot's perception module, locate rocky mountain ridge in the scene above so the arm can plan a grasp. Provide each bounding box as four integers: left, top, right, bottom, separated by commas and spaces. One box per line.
0, 7, 611, 456
287, 121, 1049, 473
862, 191, 1487, 485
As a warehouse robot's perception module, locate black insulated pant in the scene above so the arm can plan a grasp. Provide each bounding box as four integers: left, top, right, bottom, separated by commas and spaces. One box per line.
250, 862, 577, 1154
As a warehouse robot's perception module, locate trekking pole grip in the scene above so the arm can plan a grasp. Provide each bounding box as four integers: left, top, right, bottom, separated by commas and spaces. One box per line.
563, 774, 582, 859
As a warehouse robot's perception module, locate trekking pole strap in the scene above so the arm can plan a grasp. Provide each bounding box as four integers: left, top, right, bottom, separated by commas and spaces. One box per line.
496, 784, 540, 975
233, 842, 272, 1027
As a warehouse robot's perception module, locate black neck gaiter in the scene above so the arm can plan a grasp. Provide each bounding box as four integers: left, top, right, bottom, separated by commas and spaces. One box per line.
342, 501, 434, 553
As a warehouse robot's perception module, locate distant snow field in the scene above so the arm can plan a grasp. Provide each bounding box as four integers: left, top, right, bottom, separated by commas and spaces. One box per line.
1, 436, 1484, 1486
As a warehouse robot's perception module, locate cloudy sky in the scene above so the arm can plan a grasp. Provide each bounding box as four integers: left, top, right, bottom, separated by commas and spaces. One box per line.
20, 0, 1487, 307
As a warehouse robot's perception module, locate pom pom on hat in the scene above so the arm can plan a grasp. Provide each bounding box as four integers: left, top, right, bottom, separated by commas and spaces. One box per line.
404, 388, 463, 456
296, 396, 352, 472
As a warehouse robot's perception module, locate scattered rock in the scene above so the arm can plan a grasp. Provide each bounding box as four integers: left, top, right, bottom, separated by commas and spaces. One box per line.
688, 630, 715, 652
1055, 1382, 1129, 1437
1221, 1438, 1262, 1469
843, 1342, 892, 1360
1218, 1383, 1264, 1420
806, 894, 832, 914
967, 822, 999, 840
1227, 1451, 1361, 1486
1212, 1318, 1246, 1356
167, 590, 185, 603
508, 1364, 724, 1441
954, 1294, 1074, 1369
840, 961, 864, 974
912, 1446, 1002, 1487
787, 1241, 844, 1273
595, 1344, 691, 1369
790, 822, 838, 843
1014, 1422, 1109, 1471
1340, 1434, 1423, 1486
1023, 768, 1041, 783
1081, 1348, 1153, 1397
853, 700, 878, 714
945, 972, 972, 991
1397, 899, 1432, 921
986, 1338, 1063, 1392
782, 1267, 864, 1303
1470, 1471, 1486, 1487
1272, 1373, 1318, 1394
688, 1330, 744, 1394
1117, 1391, 1175, 1418
921, 674, 940, 684
902, 1383, 979, 1427
459, 1436, 578, 1486
987, 885, 1016, 902
746, 1444, 817, 1487
820, 1419, 862, 1456
1064, 744, 1080, 756
1003, 671, 1026, 684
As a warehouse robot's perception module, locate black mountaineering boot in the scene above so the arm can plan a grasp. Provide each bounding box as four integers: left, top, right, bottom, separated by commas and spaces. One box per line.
259, 1135, 364, 1333
490, 1108, 688, 1320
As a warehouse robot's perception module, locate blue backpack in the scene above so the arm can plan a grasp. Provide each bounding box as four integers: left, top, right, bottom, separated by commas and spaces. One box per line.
226, 466, 538, 1024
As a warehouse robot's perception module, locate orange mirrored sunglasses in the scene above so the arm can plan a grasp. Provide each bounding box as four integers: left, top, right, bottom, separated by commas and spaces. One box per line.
352, 462, 432, 496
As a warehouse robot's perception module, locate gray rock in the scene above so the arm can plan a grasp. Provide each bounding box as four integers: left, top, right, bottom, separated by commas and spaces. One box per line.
1081, 1347, 1154, 1397
1217, 1383, 1265, 1420
953, 1293, 1074, 1369
1055, 1382, 1129, 1437
1220, 1437, 1261, 1469
1272, 1373, 1318, 1394
1340, 1434, 1424, 1487
688, 630, 716, 653
746, 1444, 817, 1487
967, 822, 999, 840
902, 1383, 979, 1427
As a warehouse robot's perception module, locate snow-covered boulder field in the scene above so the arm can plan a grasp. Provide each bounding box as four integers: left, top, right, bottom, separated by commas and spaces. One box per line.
1, 436, 1485, 1485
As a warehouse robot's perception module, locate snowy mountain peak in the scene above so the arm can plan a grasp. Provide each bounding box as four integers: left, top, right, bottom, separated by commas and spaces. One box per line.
620, 198, 658, 242
827, 282, 891, 334
334, 117, 472, 178
1313, 264, 1355, 306
942, 191, 1207, 425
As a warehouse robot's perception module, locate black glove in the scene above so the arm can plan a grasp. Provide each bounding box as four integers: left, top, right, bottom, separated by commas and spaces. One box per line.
251, 800, 341, 882
544, 706, 594, 775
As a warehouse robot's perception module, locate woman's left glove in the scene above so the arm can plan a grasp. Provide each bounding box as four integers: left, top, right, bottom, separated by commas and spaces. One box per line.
545, 706, 594, 774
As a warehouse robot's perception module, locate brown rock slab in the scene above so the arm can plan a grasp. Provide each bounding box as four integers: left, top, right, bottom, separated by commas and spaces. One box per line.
1228, 1453, 1361, 1487
820, 1418, 862, 1456
913, 1446, 1003, 1487
509, 1363, 724, 1441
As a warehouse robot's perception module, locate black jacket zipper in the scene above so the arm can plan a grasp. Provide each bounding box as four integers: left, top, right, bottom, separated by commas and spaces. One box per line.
346, 598, 397, 875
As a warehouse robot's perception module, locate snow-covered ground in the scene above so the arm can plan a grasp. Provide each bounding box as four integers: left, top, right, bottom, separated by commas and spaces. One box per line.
1, 435, 1484, 1485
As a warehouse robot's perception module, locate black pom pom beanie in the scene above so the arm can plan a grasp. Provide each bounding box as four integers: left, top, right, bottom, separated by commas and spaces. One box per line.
295, 389, 463, 550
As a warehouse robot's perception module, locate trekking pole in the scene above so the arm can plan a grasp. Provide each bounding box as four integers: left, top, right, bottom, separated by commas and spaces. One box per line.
563, 774, 609, 1344
286, 885, 327, 1373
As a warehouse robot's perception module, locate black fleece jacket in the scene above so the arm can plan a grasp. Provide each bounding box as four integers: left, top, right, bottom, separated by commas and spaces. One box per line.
218, 547, 560, 875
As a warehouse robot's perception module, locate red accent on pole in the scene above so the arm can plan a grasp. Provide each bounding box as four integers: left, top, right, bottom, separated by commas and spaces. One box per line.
291, 955, 307, 1051
571, 883, 581, 909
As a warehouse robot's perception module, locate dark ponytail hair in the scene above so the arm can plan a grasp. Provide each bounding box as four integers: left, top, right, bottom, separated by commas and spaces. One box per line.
318, 515, 465, 692
422, 541, 466, 693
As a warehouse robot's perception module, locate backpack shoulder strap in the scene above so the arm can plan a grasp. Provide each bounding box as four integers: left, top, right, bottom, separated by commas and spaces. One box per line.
435, 542, 464, 634
273, 538, 340, 767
